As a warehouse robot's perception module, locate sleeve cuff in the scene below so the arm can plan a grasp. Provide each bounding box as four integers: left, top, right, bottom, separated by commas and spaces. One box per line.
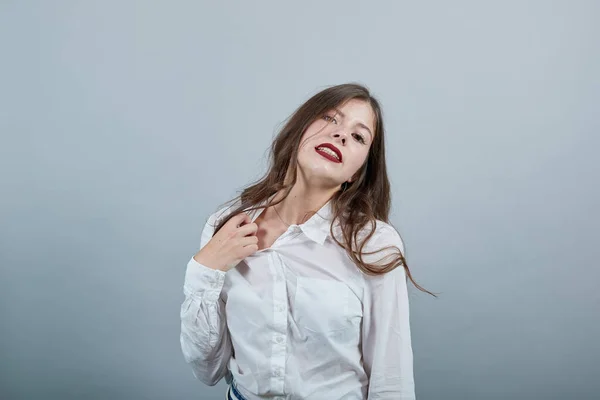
184, 256, 227, 295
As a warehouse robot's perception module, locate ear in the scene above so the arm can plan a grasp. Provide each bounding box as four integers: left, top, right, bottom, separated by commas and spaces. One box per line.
347, 173, 359, 183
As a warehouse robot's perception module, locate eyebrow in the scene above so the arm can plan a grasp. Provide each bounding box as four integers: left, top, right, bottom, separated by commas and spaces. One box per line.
333, 108, 373, 139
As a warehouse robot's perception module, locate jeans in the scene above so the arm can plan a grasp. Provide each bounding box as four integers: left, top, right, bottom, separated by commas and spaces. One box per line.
226, 379, 247, 400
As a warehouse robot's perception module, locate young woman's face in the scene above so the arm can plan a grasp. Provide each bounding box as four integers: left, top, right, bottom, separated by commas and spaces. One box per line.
296, 98, 376, 189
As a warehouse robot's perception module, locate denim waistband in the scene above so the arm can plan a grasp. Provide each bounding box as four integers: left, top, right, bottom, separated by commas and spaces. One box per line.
227, 379, 247, 400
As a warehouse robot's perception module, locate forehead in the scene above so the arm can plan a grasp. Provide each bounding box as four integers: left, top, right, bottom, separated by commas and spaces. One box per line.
334, 99, 376, 133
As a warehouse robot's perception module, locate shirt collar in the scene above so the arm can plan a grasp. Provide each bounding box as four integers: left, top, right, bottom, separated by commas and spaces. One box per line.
245, 195, 335, 246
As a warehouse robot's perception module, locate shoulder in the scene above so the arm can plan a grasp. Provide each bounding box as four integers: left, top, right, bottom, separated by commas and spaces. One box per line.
376, 221, 405, 255
208, 198, 243, 224
353, 219, 407, 282
332, 218, 405, 254
356, 219, 405, 256
199, 199, 244, 247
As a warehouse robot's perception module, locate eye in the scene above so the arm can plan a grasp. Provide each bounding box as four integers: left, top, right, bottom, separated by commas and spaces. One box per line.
353, 133, 366, 144
323, 114, 338, 124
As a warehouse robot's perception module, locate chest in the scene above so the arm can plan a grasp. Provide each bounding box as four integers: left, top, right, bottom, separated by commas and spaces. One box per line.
222, 243, 365, 342
255, 218, 289, 251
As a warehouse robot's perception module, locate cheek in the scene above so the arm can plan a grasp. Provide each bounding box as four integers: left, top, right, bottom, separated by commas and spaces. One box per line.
349, 147, 369, 164
299, 121, 327, 147
345, 148, 370, 173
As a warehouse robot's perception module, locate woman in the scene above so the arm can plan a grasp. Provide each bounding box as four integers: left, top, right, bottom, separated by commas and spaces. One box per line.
180, 83, 435, 400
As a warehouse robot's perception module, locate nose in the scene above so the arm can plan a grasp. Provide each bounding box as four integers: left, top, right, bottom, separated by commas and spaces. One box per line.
332, 131, 347, 146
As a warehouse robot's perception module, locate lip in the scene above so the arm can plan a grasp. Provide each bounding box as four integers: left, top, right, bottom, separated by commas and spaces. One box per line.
315, 143, 342, 163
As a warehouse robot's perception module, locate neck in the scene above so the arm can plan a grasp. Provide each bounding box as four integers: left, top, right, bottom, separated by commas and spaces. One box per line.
271, 180, 339, 226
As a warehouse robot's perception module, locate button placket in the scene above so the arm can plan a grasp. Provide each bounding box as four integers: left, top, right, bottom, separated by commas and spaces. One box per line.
268, 252, 287, 394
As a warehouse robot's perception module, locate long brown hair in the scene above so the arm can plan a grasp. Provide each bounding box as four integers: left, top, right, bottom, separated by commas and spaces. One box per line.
212, 83, 436, 297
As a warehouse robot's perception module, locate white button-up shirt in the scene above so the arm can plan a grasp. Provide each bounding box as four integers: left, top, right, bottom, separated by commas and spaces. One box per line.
180, 197, 415, 399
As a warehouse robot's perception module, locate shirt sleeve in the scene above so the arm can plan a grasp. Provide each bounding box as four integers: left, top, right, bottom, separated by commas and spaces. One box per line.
361, 225, 416, 399
180, 209, 232, 386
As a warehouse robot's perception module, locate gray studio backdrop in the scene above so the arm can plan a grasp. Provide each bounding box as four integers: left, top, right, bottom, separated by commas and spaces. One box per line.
1, 1, 598, 399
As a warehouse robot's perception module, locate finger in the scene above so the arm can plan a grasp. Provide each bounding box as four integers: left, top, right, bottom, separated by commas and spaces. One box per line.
230, 212, 251, 228
237, 222, 258, 237
242, 244, 259, 256
240, 235, 259, 246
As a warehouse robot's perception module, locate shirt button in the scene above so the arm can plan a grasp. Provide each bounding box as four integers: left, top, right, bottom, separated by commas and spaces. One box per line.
276, 304, 285, 312
273, 368, 282, 377
275, 335, 284, 344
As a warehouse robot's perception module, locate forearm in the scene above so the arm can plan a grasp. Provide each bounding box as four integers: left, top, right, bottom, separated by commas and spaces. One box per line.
180, 257, 232, 385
